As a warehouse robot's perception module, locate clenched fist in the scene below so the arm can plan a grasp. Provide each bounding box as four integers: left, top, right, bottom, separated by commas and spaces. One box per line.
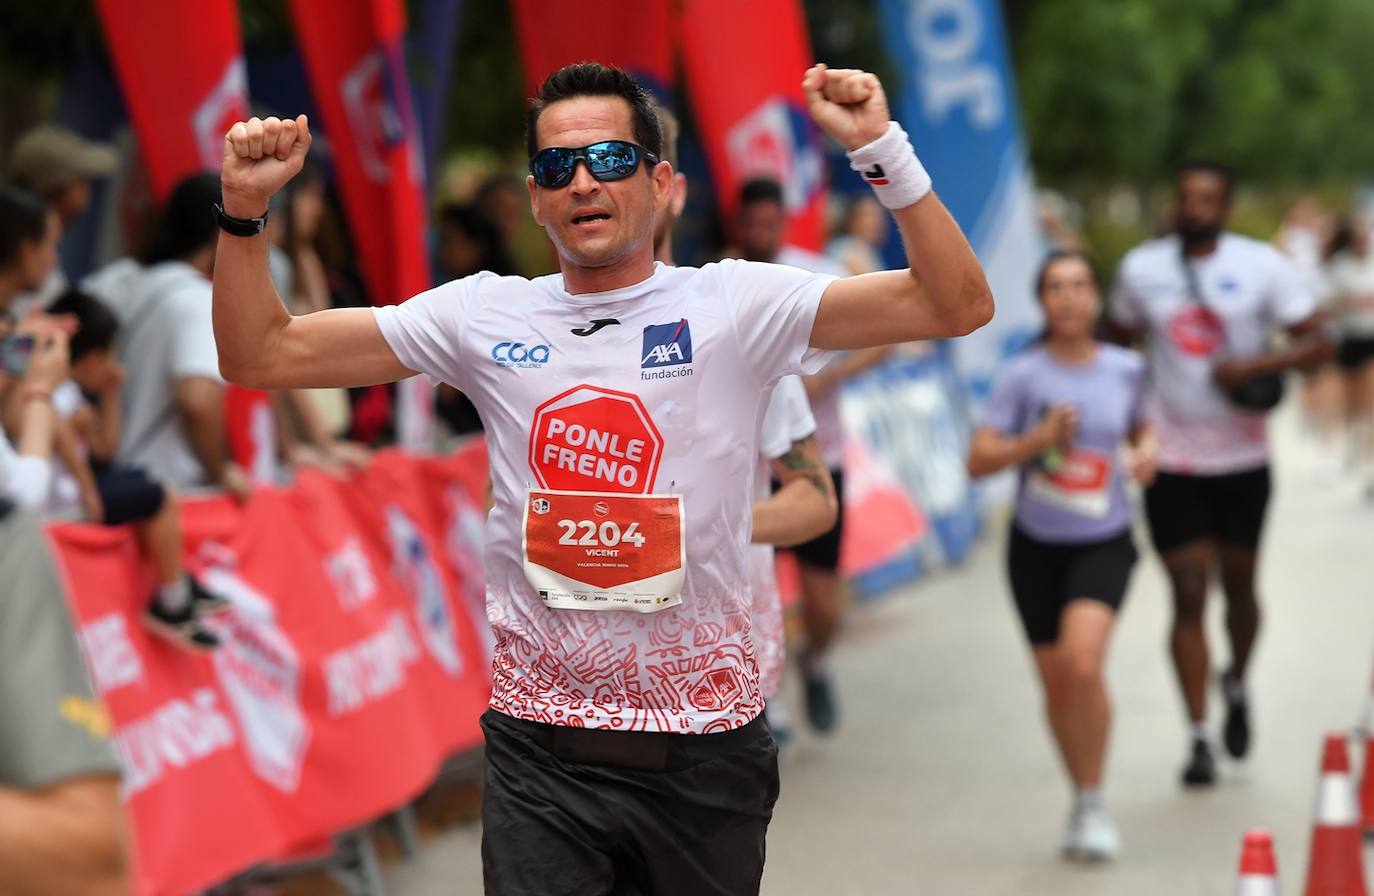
801, 64, 892, 152
221, 115, 313, 218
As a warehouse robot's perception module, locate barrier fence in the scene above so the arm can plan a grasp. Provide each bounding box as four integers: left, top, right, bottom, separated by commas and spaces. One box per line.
48, 444, 492, 896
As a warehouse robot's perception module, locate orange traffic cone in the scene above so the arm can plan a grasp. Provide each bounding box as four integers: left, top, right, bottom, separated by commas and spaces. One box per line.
1236, 829, 1279, 895
1305, 734, 1369, 895
1361, 708, 1374, 836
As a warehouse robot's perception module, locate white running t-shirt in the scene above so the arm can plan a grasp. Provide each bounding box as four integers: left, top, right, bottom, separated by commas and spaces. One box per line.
374, 260, 837, 733
750, 375, 816, 701
1110, 233, 1314, 475
1324, 249, 1374, 339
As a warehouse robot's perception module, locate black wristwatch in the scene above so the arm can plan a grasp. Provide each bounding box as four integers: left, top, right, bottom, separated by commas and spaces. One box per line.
213, 202, 269, 237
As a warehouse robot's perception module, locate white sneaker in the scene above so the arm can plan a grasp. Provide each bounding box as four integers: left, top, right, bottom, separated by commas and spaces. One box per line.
1074, 805, 1121, 862
1059, 807, 1085, 859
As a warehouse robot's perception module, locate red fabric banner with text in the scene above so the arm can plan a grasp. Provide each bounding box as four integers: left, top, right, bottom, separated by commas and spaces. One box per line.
93, 0, 249, 202
679, 0, 827, 249
288, 0, 430, 306
48, 447, 490, 896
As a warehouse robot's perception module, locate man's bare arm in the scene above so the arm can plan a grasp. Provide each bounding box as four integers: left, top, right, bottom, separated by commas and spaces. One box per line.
214, 115, 414, 390
0, 775, 129, 896
753, 435, 837, 547
800, 66, 993, 350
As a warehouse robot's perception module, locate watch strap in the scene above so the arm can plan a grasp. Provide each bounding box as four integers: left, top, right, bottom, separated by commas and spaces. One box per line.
213, 202, 269, 237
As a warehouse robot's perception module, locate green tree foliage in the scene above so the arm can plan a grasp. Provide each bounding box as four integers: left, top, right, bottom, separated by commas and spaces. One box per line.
1006, 0, 1374, 188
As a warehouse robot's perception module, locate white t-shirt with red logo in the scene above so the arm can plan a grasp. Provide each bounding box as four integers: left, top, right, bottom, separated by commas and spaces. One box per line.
750, 376, 816, 700
374, 260, 837, 733
1110, 233, 1314, 475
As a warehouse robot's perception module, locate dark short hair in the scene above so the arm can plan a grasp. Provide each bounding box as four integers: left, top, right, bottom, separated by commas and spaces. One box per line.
0, 186, 49, 269
1034, 249, 1096, 299
48, 288, 118, 361
525, 63, 662, 160
142, 173, 222, 265
1177, 159, 1235, 200
738, 178, 784, 210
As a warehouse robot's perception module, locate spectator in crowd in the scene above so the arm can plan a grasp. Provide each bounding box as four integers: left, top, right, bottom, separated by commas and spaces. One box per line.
0, 503, 128, 896
103, 174, 247, 497
1323, 214, 1374, 499
46, 289, 225, 650
826, 195, 887, 276
0, 186, 60, 319
433, 203, 519, 437
4, 125, 119, 315
0, 292, 125, 894
733, 178, 892, 735
474, 174, 526, 252
266, 164, 369, 472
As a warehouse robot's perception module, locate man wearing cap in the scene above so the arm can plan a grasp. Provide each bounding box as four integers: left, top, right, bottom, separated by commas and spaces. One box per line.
5, 125, 120, 315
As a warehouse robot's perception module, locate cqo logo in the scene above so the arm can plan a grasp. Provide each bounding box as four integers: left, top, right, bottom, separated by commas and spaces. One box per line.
529, 385, 663, 494
491, 341, 551, 368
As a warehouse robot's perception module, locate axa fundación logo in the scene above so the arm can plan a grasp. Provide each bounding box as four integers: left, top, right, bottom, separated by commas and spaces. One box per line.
640, 319, 694, 381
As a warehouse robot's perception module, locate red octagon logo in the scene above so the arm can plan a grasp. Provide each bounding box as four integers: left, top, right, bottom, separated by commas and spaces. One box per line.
529, 385, 664, 495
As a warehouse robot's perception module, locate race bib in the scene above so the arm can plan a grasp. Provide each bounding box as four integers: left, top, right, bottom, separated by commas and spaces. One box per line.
522, 489, 685, 612
1025, 449, 1113, 519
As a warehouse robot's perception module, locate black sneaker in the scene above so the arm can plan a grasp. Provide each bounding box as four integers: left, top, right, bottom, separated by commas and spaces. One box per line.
189, 576, 232, 616
1181, 738, 1217, 787
1221, 673, 1251, 759
144, 601, 220, 652
802, 667, 838, 734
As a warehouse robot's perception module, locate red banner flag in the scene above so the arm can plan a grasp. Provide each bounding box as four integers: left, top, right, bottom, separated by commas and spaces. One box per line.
679, 0, 827, 250
94, 0, 249, 202
288, 0, 430, 307
511, 0, 674, 98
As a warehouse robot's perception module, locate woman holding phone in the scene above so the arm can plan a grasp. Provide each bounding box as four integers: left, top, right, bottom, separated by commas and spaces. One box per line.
968, 250, 1156, 862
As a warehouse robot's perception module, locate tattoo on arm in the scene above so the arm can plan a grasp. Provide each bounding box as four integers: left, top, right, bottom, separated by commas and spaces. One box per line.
777, 436, 833, 498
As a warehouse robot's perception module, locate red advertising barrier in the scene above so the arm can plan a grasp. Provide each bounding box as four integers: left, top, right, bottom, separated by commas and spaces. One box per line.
48, 445, 490, 896
512, 0, 675, 97
93, 0, 249, 202
287, 0, 431, 307
679, 0, 827, 250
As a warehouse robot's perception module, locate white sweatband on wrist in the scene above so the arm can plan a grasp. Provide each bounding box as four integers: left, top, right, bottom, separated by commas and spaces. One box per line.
846, 121, 932, 209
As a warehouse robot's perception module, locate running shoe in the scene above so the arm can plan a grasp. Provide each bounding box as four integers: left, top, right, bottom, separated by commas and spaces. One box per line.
1059, 806, 1085, 859
189, 575, 232, 616
1181, 738, 1217, 787
802, 666, 838, 733
144, 601, 220, 652
1073, 805, 1121, 862
1221, 671, 1251, 759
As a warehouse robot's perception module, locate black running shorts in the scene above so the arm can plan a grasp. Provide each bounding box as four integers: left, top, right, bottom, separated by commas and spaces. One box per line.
1144, 466, 1271, 555
779, 468, 845, 572
1007, 525, 1137, 645
1337, 336, 1374, 371
480, 709, 779, 896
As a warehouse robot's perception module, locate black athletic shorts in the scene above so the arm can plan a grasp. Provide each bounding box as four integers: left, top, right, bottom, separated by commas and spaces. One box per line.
1007, 526, 1137, 645
480, 709, 779, 896
777, 468, 845, 572
93, 464, 166, 527
1337, 336, 1374, 371
1144, 466, 1271, 555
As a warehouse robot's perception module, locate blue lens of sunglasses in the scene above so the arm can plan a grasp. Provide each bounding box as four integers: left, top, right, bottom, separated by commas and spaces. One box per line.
530, 141, 657, 188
